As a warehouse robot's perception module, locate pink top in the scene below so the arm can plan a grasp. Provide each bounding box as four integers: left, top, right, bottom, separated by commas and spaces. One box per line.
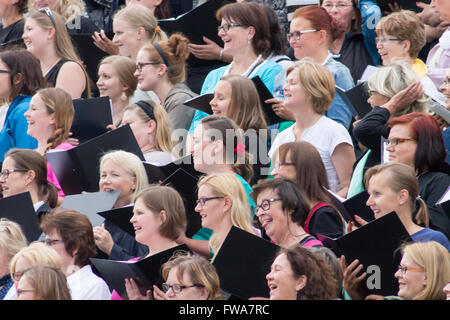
46, 141, 74, 197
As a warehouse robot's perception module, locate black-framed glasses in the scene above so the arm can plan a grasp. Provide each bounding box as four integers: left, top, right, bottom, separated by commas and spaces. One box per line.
397, 265, 424, 275
374, 37, 404, 44
255, 198, 282, 216
161, 282, 202, 294
12, 270, 24, 282
43, 238, 64, 246
217, 23, 245, 33
196, 196, 224, 208
16, 289, 36, 296
39, 7, 56, 29
136, 61, 160, 72
0, 69, 10, 74
274, 162, 295, 171
367, 89, 377, 97
322, 2, 353, 10
386, 138, 416, 147
286, 29, 318, 42
0, 169, 28, 179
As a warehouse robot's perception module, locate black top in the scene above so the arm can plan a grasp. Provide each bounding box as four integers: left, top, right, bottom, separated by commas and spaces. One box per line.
66, 15, 99, 35
0, 19, 24, 45
417, 170, 450, 239
308, 206, 344, 239
45, 58, 89, 98
337, 31, 375, 83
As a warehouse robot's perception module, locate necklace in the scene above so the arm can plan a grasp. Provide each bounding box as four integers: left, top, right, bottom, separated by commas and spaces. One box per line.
42, 58, 61, 76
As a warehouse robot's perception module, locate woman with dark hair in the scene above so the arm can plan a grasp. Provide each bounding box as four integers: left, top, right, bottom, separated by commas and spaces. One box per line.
251, 177, 323, 248
321, 0, 381, 82
0, 0, 27, 45
0, 49, 46, 162
264, 245, 337, 300
40, 209, 111, 300
386, 112, 450, 238
271, 141, 345, 239
188, 1, 282, 132
0, 149, 59, 218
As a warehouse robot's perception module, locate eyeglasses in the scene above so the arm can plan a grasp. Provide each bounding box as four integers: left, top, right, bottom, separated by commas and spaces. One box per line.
254, 198, 282, 216
136, 61, 160, 72
367, 90, 378, 97
161, 283, 202, 294
442, 78, 450, 87
322, 3, 352, 10
0, 69, 10, 74
375, 37, 404, 44
286, 29, 318, 42
39, 7, 56, 29
386, 138, 416, 147
274, 162, 295, 171
397, 265, 424, 275
196, 196, 224, 208
17, 289, 35, 296
43, 238, 64, 246
217, 23, 245, 33
0, 169, 28, 179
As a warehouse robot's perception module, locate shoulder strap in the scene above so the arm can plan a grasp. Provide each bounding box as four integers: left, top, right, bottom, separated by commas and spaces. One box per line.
299, 235, 323, 248
304, 202, 331, 234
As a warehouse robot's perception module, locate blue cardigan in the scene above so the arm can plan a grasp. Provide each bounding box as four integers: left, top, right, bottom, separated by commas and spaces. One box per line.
0, 95, 37, 162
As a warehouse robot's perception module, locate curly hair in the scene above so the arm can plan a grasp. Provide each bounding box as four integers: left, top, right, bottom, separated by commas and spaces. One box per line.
280, 245, 337, 300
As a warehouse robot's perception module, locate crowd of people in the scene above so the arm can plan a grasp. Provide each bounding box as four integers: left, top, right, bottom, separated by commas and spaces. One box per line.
0, 0, 449, 302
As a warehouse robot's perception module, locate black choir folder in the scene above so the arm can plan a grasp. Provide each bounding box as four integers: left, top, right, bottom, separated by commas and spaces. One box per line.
335, 82, 372, 119
46, 125, 144, 195
71, 96, 113, 143
97, 205, 135, 238
212, 226, 280, 300
326, 190, 375, 227
318, 212, 412, 298
184, 76, 284, 125
90, 244, 191, 298
144, 156, 203, 237
0, 192, 41, 242
60, 190, 121, 227
158, 0, 235, 68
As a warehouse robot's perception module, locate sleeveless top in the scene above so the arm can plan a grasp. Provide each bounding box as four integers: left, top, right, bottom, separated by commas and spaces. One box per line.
45, 58, 89, 98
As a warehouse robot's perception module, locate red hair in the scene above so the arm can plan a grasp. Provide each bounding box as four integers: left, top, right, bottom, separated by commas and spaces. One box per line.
292, 6, 345, 43
388, 112, 448, 175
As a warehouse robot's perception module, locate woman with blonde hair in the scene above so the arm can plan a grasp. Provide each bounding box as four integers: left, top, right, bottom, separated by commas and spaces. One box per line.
97, 55, 138, 127
23, 9, 90, 99
15, 265, 71, 300
342, 163, 450, 300
155, 253, 224, 300
24, 87, 74, 198
7, 241, 62, 300
178, 173, 256, 259
268, 59, 355, 198
0, 219, 28, 300
94, 150, 149, 260
134, 33, 196, 131
121, 100, 177, 164
28, 0, 98, 34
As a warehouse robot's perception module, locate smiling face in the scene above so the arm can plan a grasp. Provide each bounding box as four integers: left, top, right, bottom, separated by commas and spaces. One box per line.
24, 93, 55, 140
121, 109, 153, 151
0, 157, 29, 197
288, 17, 322, 60
134, 49, 161, 91
266, 253, 304, 300
322, 0, 355, 32
0, 58, 12, 101
130, 197, 163, 246
218, 18, 252, 56
255, 189, 289, 245
99, 159, 136, 207
210, 80, 232, 117
376, 32, 409, 66
112, 18, 142, 60
195, 184, 227, 231
31, 0, 59, 11
366, 171, 403, 219
394, 253, 427, 299
97, 63, 128, 101
386, 124, 417, 168
191, 124, 223, 174
23, 17, 51, 58
439, 69, 450, 105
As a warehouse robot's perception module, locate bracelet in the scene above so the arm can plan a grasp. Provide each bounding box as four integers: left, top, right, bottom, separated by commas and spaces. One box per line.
219, 49, 224, 61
